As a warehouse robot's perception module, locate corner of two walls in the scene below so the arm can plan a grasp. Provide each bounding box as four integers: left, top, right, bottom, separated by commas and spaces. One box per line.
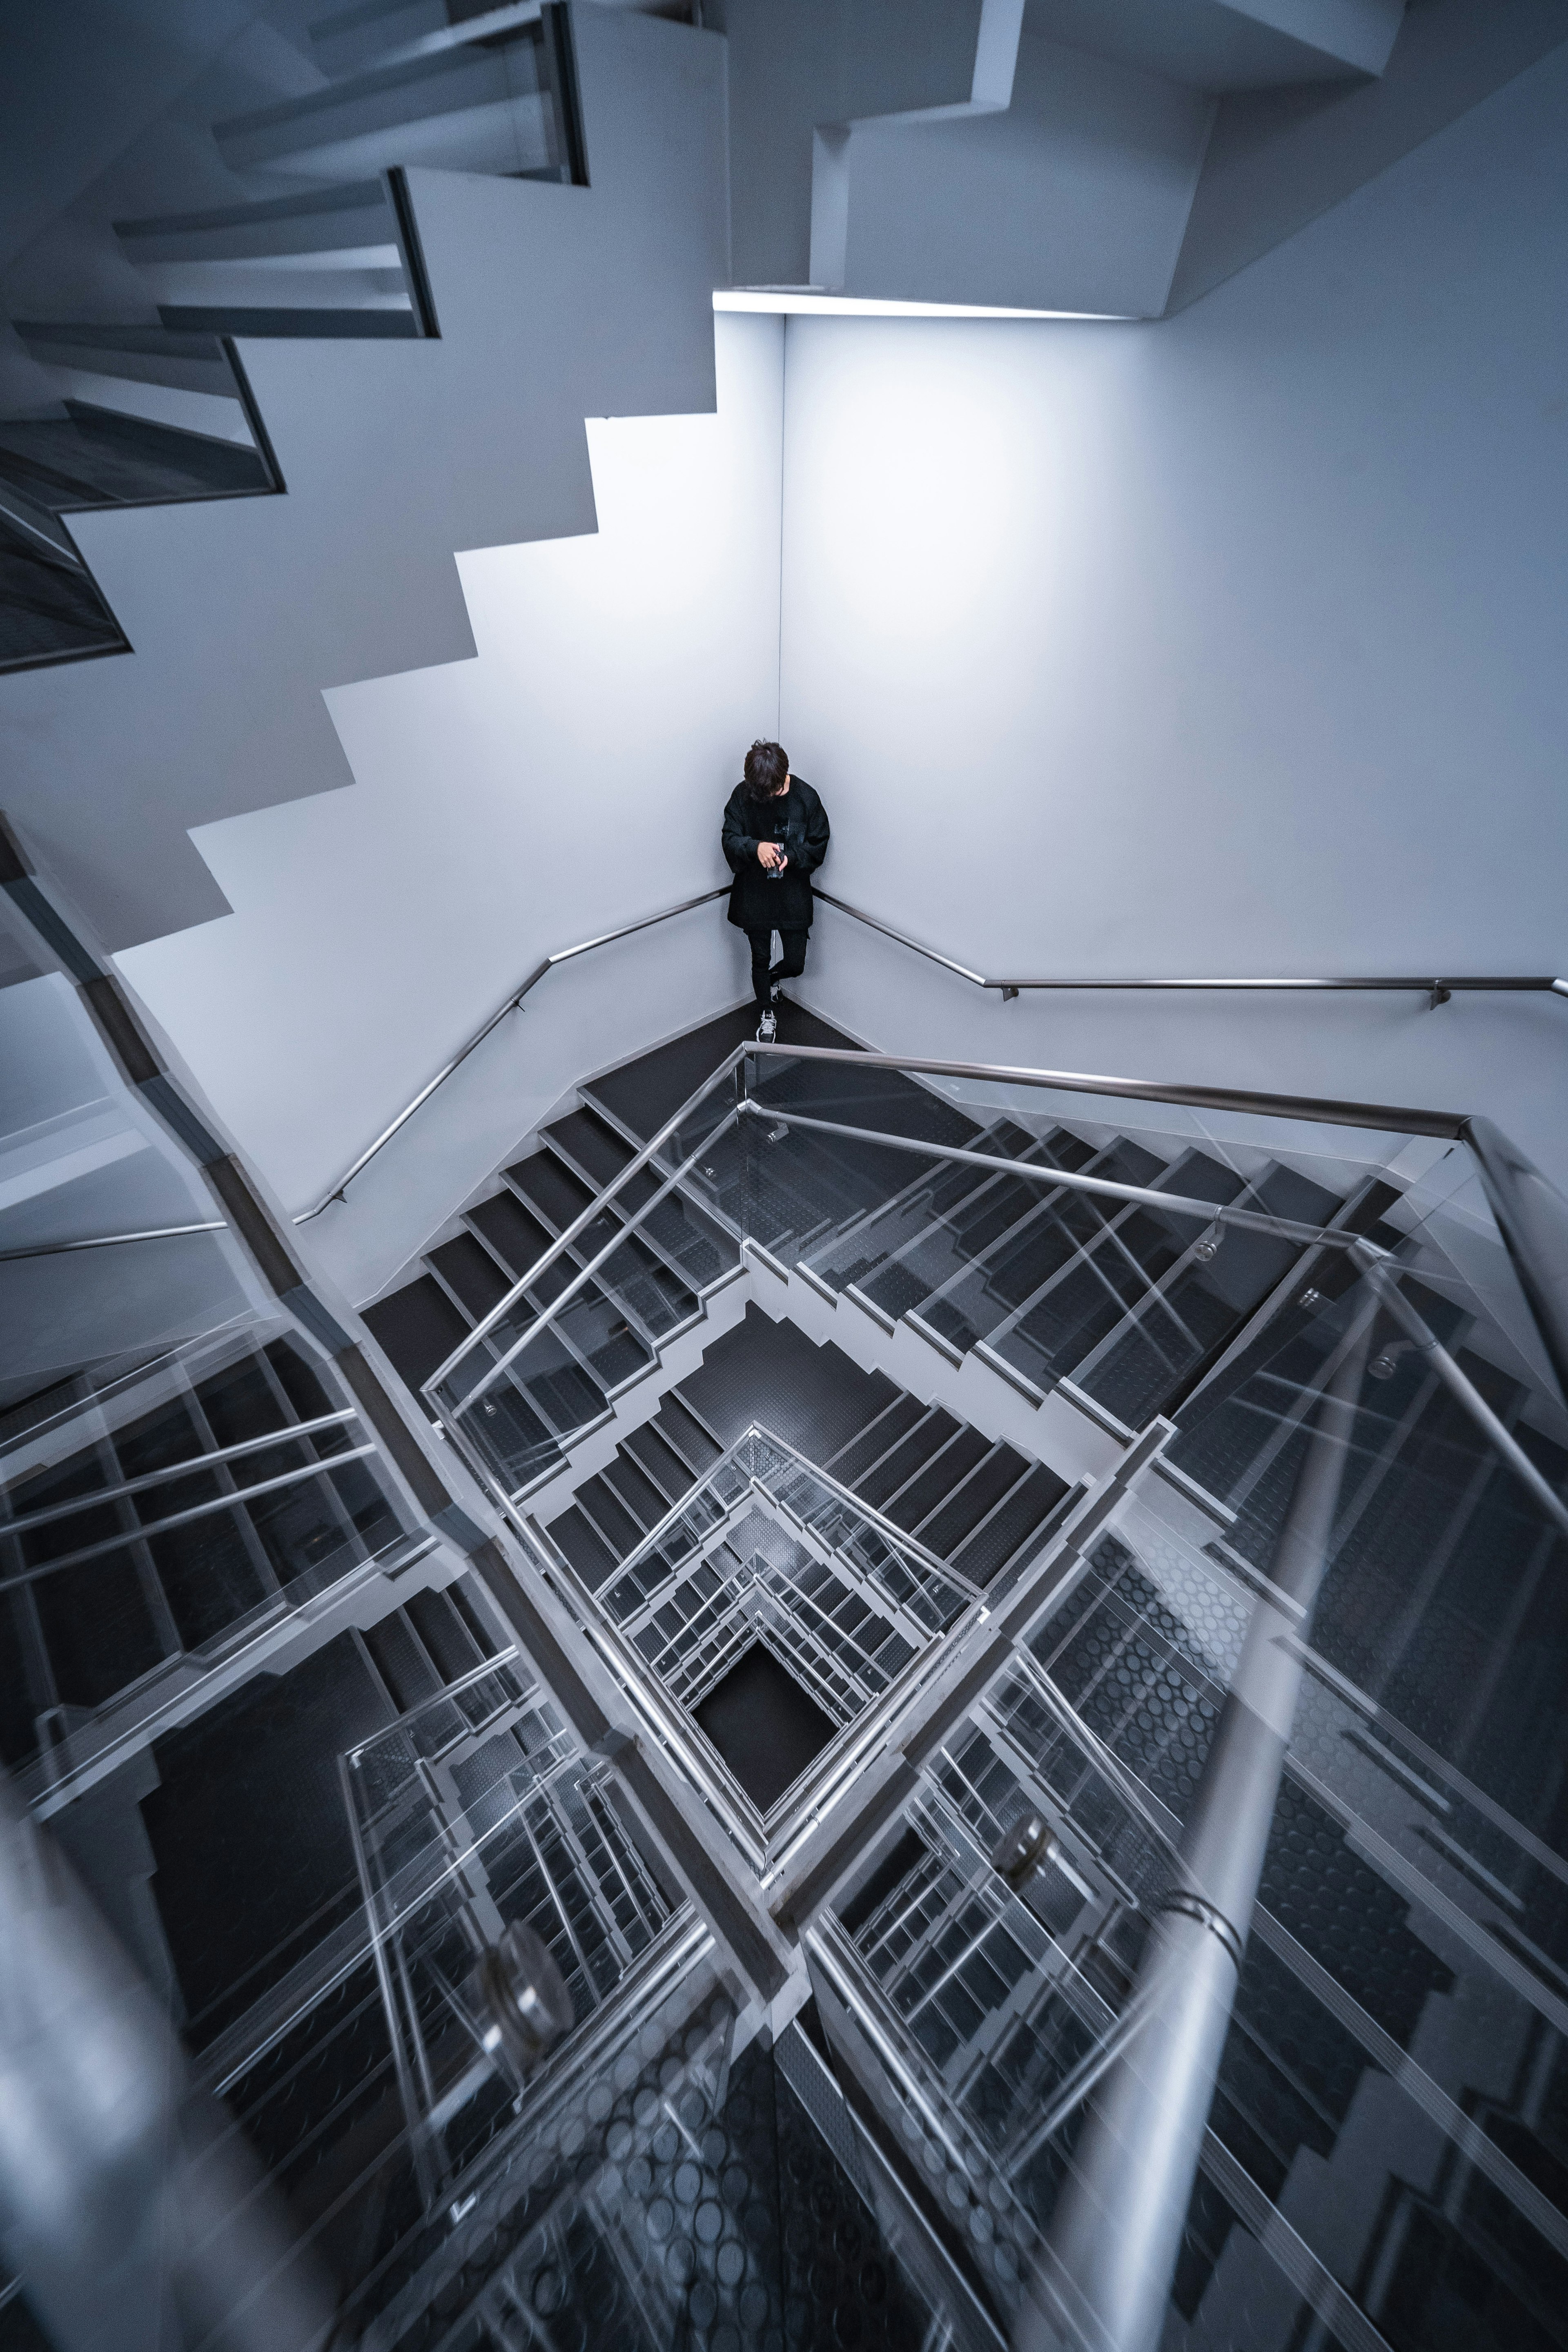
779, 44, 1568, 1190
114, 309, 788, 1306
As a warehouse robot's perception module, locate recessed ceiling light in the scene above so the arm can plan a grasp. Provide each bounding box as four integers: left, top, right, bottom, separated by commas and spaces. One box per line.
713, 288, 1131, 321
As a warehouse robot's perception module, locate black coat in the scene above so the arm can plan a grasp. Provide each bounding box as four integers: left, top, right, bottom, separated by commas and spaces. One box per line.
722, 777, 830, 931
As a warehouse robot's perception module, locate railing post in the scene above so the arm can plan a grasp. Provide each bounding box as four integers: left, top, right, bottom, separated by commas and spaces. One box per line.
1023, 1313, 1373, 2352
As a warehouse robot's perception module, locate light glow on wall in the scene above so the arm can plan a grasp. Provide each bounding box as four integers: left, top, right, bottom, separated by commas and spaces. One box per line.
715, 289, 1129, 321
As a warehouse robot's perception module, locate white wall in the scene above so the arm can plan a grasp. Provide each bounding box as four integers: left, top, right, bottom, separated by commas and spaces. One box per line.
777, 42, 1568, 1184
1, 7, 728, 950
117, 310, 784, 1304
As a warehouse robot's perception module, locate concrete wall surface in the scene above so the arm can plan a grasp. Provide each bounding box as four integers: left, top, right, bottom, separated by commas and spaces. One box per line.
0, 6, 728, 952
117, 310, 784, 1305
776, 41, 1568, 1184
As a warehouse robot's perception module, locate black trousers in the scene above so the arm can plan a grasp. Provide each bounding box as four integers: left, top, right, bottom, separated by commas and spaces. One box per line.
746, 925, 808, 1006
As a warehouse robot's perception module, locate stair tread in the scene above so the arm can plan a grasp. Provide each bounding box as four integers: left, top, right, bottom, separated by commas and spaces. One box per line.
363, 1273, 470, 1396
950, 1460, 1069, 1587
427, 1231, 510, 1321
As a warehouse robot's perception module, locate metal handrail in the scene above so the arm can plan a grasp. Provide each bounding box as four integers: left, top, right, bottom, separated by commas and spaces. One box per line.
293, 876, 1565, 1226
0, 1219, 225, 1263
294, 885, 728, 1222
423, 1037, 1568, 1456
813, 887, 1568, 1009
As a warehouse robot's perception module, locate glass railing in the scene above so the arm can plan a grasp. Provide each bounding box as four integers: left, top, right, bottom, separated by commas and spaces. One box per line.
800, 1246, 1568, 2350
0, 1311, 427, 1804
422, 1035, 1568, 2352
426, 1050, 743, 1496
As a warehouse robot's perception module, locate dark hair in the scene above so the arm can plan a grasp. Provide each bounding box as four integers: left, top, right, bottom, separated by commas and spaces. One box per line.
742, 739, 789, 800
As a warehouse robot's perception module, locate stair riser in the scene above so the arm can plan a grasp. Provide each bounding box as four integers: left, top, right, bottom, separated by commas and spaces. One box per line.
753, 1250, 1127, 1498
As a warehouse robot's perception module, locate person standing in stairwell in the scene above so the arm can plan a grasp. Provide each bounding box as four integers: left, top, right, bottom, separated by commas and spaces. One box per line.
722, 739, 830, 1042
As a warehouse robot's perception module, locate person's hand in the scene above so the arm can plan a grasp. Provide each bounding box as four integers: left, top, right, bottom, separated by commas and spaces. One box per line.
758, 841, 786, 870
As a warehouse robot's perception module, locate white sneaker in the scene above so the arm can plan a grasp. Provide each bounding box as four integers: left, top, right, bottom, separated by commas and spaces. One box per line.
757, 1008, 778, 1043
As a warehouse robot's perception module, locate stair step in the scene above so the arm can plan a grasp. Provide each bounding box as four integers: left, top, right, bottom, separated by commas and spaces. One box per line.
855, 1409, 960, 1512
427, 1232, 511, 1322
824, 1394, 926, 1489
541, 1104, 634, 1185
212, 31, 557, 182
0, 408, 271, 511
114, 180, 397, 265
658, 1392, 724, 1474
362, 1272, 470, 1399
572, 1471, 644, 1560
621, 1420, 699, 1506
950, 1461, 1071, 1588
466, 1191, 563, 1293
597, 1451, 670, 1534
312, 0, 543, 82
545, 1500, 617, 1590
12, 320, 238, 396
156, 303, 416, 338
506, 1148, 595, 1233
545, 1104, 738, 1294
886, 1425, 991, 1535
919, 1442, 1032, 1558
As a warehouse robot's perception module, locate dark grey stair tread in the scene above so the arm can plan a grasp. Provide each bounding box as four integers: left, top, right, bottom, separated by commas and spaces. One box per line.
824, 1394, 927, 1488
622, 1421, 699, 1503
806, 1148, 1010, 1292
466, 1191, 564, 1293
749, 1053, 980, 1153
608, 1231, 701, 1327
856, 1410, 960, 1511
653, 1395, 723, 1475
544, 1503, 617, 1590
951, 1461, 1070, 1587
678, 1307, 898, 1461
158, 303, 417, 338
857, 1151, 1086, 1325
363, 1275, 469, 1395
507, 1148, 596, 1233
404, 1585, 487, 1681
599, 1451, 670, 1533
0, 409, 270, 507
145, 1632, 393, 2041
544, 1105, 635, 1187
889, 1425, 991, 1534
0, 524, 127, 668
995, 1203, 1193, 1390
919, 1443, 1032, 1558
428, 1231, 511, 1321
586, 1004, 860, 1144
563, 1122, 737, 1287
573, 1473, 643, 1560
359, 1612, 444, 1712
926, 1141, 1169, 1342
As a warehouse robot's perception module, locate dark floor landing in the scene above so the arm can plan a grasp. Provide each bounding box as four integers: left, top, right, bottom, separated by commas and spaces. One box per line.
586, 998, 859, 1142
695, 1641, 837, 1813
680, 1303, 898, 1463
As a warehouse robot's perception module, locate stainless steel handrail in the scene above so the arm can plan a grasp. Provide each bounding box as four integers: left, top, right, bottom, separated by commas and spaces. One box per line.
759, 1039, 1471, 1138
423, 1036, 1568, 1466
294, 875, 1566, 1226
294, 885, 728, 1222
814, 887, 1568, 1010
0, 1219, 226, 1263
0, 1407, 359, 1536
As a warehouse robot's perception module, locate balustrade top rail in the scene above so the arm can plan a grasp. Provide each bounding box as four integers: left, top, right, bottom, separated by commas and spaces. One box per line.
293, 884, 1563, 1223
418, 1030, 1568, 1456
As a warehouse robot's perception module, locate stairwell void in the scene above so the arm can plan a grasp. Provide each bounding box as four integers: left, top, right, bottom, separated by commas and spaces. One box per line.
6, 915, 1568, 2352
3, 10, 1568, 2352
